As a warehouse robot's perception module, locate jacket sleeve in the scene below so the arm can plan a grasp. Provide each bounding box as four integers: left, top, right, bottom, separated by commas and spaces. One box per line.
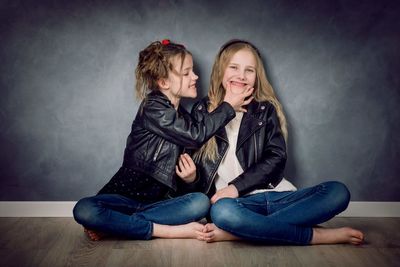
229, 105, 287, 196
141, 99, 235, 149
174, 169, 203, 194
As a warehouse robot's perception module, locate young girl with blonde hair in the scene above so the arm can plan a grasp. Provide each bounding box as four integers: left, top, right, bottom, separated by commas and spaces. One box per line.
73, 40, 253, 240
188, 39, 364, 245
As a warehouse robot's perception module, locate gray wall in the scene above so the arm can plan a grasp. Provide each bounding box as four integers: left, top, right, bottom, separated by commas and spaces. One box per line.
1, 0, 399, 201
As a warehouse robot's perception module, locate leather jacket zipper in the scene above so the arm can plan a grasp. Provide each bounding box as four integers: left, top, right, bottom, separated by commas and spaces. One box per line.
153, 139, 165, 161
253, 134, 258, 162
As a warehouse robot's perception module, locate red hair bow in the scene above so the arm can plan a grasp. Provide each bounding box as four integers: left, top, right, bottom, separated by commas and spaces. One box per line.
161, 39, 170, 45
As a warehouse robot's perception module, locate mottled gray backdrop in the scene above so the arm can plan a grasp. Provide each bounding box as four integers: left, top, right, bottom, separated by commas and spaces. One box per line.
1, 0, 399, 200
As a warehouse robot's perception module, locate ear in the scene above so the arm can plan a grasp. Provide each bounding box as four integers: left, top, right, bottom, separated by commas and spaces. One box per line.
157, 78, 170, 90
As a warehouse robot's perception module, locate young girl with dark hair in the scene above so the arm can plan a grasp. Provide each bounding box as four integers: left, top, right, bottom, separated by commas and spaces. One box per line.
73, 40, 253, 240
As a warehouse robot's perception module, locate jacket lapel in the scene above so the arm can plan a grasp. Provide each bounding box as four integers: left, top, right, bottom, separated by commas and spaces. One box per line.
236, 101, 267, 150
215, 127, 228, 143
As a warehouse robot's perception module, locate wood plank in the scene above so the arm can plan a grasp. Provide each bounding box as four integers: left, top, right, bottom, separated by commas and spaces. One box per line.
0, 217, 399, 267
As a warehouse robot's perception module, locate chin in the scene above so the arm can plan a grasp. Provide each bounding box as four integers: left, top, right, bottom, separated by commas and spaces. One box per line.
231, 87, 246, 94
184, 93, 197, 99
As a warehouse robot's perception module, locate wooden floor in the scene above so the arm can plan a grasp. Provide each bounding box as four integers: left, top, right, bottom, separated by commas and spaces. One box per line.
0, 217, 399, 267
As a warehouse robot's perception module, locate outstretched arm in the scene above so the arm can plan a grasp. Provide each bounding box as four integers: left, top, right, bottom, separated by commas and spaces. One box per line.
142, 87, 253, 149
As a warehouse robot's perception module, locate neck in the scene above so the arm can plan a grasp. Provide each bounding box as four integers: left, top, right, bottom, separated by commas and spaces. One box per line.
171, 97, 180, 110
160, 90, 180, 110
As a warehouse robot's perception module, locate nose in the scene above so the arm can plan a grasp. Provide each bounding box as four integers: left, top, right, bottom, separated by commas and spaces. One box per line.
193, 72, 199, 80
237, 70, 245, 80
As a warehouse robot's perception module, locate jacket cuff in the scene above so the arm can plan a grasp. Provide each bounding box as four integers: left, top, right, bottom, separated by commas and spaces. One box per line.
178, 170, 201, 192
219, 102, 236, 118
228, 177, 248, 196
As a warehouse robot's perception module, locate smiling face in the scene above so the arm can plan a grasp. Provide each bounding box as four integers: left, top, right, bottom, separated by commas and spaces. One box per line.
169, 54, 198, 99
160, 53, 199, 107
222, 49, 256, 94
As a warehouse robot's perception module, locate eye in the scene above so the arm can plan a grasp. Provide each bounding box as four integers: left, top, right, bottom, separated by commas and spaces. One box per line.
229, 65, 238, 70
246, 68, 255, 73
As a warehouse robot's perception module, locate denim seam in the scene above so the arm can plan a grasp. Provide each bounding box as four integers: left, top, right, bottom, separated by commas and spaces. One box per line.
219, 223, 310, 245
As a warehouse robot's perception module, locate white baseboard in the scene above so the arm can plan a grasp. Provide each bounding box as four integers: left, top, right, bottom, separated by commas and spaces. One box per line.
0, 202, 76, 217
0, 201, 399, 217
337, 202, 400, 217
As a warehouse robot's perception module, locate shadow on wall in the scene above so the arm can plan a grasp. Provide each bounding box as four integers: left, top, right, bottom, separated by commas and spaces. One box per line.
0, 0, 399, 201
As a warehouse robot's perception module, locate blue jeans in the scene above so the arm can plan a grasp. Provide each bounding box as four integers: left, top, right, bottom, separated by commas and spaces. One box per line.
73, 192, 210, 240
210, 181, 350, 245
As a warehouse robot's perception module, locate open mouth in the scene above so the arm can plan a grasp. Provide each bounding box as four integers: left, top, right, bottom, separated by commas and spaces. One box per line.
230, 81, 247, 87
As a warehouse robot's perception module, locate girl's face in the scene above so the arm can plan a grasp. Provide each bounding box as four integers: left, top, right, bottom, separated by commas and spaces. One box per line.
168, 54, 198, 100
222, 49, 256, 94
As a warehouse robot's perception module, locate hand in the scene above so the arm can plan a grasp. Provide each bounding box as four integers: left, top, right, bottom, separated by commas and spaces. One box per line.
175, 153, 197, 183
223, 83, 254, 112
210, 184, 239, 204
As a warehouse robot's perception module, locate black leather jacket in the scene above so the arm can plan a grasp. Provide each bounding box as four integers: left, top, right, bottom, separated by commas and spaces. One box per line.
122, 91, 235, 191
193, 98, 287, 197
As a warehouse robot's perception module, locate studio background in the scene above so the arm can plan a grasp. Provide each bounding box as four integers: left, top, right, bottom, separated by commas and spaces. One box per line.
1, 0, 399, 201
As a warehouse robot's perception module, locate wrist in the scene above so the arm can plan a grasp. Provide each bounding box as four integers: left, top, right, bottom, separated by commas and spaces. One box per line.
182, 175, 196, 184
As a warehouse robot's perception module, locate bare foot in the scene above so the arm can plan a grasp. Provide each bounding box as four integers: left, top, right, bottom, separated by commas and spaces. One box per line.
196, 223, 240, 242
153, 222, 205, 239
84, 227, 107, 241
311, 227, 364, 245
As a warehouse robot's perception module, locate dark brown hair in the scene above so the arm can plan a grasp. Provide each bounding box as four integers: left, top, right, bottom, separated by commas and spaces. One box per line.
135, 40, 191, 100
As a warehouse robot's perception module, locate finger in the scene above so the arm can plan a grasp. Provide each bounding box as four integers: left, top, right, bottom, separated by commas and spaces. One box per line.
238, 107, 247, 113
183, 153, 195, 166
180, 154, 191, 168
243, 85, 251, 94
225, 81, 232, 94
178, 159, 187, 173
242, 96, 254, 106
175, 165, 183, 176
227, 81, 232, 90
243, 87, 254, 97
246, 86, 254, 93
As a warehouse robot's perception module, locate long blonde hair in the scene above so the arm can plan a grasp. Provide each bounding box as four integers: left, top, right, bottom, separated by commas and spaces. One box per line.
194, 40, 288, 162
135, 40, 190, 101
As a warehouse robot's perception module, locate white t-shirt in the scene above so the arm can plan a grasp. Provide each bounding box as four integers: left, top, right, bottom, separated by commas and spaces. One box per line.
215, 112, 297, 194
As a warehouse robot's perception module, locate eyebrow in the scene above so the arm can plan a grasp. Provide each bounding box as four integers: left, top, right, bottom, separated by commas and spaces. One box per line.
229, 62, 256, 68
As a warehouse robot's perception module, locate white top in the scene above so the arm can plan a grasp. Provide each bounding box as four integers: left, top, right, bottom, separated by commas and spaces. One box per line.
215, 112, 297, 195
